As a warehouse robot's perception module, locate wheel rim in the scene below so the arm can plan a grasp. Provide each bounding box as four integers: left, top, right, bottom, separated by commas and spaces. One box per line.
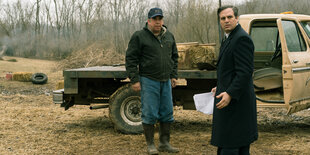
120, 96, 142, 126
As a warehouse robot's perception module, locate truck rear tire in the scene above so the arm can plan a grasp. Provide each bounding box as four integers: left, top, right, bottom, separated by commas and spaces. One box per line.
109, 84, 143, 134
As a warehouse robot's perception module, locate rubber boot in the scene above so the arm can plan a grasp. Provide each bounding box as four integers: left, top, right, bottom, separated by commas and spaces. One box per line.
143, 123, 159, 155
158, 122, 179, 153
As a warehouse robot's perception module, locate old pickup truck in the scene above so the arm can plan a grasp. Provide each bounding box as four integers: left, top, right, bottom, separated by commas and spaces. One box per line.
53, 13, 310, 134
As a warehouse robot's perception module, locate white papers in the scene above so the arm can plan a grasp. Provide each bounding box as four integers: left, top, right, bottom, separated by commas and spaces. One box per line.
193, 92, 214, 114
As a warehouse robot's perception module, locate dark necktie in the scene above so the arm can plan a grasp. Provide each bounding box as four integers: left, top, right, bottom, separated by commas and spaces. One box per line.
222, 35, 227, 43
224, 35, 228, 41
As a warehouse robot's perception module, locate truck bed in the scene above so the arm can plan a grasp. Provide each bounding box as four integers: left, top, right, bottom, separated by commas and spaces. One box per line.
64, 65, 217, 79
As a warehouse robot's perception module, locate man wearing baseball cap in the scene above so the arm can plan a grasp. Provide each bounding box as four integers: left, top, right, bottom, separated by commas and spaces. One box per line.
126, 7, 179, 154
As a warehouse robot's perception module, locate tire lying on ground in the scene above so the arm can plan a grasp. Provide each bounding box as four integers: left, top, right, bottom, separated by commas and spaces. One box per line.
31, 73, 48, 84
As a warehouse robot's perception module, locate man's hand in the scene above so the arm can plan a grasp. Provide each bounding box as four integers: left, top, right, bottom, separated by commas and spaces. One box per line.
216, 92, 232, 109
131, 82, 141, 91
171, 78, 177, 88
211, 87, 217, 97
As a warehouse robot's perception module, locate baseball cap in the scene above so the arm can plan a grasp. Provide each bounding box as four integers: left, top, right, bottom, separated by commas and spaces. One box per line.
148, 8, 164, 19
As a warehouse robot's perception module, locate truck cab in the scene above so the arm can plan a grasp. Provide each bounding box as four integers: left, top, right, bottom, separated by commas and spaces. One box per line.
239, 13, 310, 114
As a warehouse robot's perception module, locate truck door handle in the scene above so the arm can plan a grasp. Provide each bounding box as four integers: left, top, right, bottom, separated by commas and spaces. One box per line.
293, 60, 299, 64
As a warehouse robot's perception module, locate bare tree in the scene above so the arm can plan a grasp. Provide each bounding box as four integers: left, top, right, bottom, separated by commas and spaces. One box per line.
0, 0, 309, 60
120, 0, 147, 51
107, 0, 124, 53
79, 0, 97, 42
35, 0, 42, 36
165, 0, 184, 26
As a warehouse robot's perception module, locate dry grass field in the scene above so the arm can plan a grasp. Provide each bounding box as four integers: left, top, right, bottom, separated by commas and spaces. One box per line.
0, 56, 310, 155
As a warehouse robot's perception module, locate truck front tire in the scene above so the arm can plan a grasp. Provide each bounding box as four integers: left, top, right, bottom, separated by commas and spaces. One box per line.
109, 84, 143, 134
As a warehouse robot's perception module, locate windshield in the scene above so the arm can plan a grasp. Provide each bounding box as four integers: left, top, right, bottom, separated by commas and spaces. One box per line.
300, 21, 310, 39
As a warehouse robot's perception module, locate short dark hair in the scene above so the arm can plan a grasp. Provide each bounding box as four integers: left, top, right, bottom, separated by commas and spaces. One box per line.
217, 6, 238, 17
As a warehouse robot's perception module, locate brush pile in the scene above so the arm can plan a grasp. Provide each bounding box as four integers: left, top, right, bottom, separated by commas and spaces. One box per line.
57, 42, 125, 70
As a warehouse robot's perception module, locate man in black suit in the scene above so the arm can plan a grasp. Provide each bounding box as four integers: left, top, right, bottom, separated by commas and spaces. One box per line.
211, 6, 258, 155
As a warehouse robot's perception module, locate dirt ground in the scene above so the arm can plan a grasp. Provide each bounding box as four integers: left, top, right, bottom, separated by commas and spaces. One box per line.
0, 56, 310, 155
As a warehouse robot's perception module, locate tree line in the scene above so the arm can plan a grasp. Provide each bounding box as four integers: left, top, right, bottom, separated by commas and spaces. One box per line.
0, 0, 309, 59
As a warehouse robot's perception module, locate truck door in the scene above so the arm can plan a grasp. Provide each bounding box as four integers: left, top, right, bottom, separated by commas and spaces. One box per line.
277, 18, 310, 114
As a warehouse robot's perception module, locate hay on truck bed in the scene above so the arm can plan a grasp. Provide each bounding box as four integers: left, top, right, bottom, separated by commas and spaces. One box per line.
177, 42, 216, 70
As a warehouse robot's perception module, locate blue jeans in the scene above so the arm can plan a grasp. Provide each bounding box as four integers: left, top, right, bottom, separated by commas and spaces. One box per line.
140, 76, 174, 124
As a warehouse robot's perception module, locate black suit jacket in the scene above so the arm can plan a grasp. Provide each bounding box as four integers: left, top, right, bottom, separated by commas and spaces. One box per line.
211, 24, 258, 148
